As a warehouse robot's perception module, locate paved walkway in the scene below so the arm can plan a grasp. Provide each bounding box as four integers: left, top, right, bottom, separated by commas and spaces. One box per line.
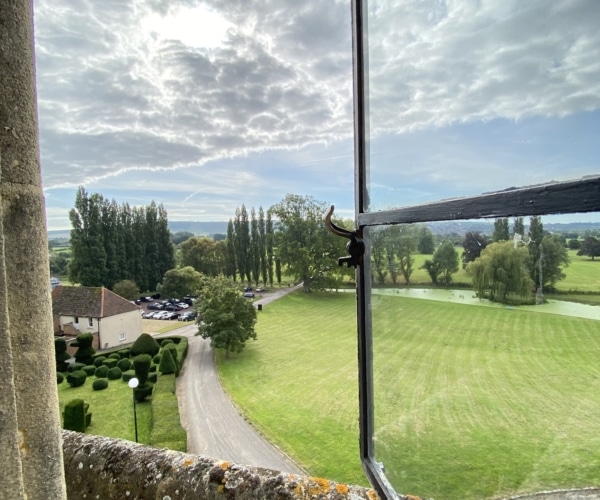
173, 285, 305, 474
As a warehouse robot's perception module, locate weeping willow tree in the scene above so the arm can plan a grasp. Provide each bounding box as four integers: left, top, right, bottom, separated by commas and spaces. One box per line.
466, 240, 534, 304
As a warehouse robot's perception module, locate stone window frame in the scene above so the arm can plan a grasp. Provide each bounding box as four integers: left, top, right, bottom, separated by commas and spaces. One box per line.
350, 1, 600, 498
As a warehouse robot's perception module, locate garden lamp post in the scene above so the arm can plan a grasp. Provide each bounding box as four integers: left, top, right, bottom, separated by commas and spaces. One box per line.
128, 377, 139, 442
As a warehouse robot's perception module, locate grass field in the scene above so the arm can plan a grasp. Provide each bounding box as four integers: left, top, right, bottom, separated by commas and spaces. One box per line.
217, 290, 600, 500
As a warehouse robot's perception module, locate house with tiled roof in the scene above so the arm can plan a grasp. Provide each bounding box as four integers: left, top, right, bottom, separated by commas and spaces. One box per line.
51, 286, 142, 350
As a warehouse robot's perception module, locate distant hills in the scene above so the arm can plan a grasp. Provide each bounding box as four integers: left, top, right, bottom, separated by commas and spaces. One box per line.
47, 219, 600, 242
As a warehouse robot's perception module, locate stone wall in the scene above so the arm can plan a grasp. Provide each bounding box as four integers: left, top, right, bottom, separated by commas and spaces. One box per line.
62, 431, 386, 500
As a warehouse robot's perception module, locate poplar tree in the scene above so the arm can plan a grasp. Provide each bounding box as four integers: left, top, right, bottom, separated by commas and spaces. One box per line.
250, 208, 260, 285
266, 211, 274, 286
225, 220, 237, 280
492, 217, 510, 242
258, 207, 268, 286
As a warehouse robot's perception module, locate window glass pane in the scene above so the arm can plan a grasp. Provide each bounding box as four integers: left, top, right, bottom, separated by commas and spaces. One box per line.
363, 1, 600, 213
366, 216, 600, 499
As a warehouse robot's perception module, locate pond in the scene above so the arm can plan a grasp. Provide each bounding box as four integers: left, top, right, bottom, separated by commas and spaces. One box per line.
341, 287, 600, 321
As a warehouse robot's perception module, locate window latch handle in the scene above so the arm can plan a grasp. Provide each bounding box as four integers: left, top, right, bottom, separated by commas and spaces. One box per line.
324, 205, 365, 268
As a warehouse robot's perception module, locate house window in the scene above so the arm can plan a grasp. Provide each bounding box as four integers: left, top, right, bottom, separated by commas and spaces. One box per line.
351, 1, 600, 499
119, 333, 126, 342
88, 317, 93, 327
74, 316, 79, 324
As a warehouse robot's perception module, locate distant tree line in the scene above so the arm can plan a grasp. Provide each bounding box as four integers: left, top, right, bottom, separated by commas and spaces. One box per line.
68, 187, 175, 291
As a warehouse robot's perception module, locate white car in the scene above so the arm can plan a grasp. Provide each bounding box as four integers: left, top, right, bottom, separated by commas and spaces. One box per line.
153, 311, 169, 320
177, 303, 189, 309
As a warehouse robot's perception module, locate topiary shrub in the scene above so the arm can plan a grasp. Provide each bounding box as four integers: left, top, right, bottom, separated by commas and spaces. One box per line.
68, 362, 86, 373
72, 333, 96, 366
152, 354, 161, 364
102, 358, 118, 369
54, 337, 71, 372
94, 365, 109, 378
108, 352, 121, 360
121, 370, 136, 383
92, 379, 109, 391
159, 347, 176, 375
66, 370, 87, 388
130, 333, 160, 357
107, 367, 122, 380
82, 365, 96, 376
167, 344, 178, 362
93, 356, 107, 367
117, 358, 131, 371
149, 364, 157, 373
63, 399, 91, 432
160, 338, 174, 346
134, 382, 154, 403
148, 373, 158, 384
133, 354, 152, 385
57, 372, 64, 384
118, 348, 130, 358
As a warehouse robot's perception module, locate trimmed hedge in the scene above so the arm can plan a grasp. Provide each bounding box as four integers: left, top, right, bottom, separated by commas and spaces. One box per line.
73, 333, 95, 366
117, 358, 131, 371
92, 379, 109, 391
94, 365, 109, 378
102, 358, 118, 369
130, 333, 160, 357
159, 347, 176, 375
108, 352, 121, 360
133, 354, 152, 385
54, 337, 71, 372
82, 365, 96, 376
57, 372, 64, 384
121, 370, 136, 383
66, 370, 87, 388
63, 399, 91, 432
107, 367, 122, 380
93, 356, 107, 367
148, 372, 158, 384
152, 354, 161, 364
68, 362, 86, 373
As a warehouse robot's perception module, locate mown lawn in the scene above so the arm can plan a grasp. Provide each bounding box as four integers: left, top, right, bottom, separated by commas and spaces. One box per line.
217, 290, 600, 500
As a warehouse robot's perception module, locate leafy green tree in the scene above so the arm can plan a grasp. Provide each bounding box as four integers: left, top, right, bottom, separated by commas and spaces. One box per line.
250, 207, 260, 285
196, 276, 257, 358
538, 235, 569, 290
258, 207, 268, 286
275, 258, 282, 285
370, 227, 388, 285
422, 259, 442, 286
234, 206, 251, 283
266, 211, 275, 286
225, 220, 237, 280
461, 232, 488, 269
113, 279, 140, 300
528, 215, 546, 287
577, 236, 600, 260
417, 225, 435, 254
69, 188, 107, 286
394, 225, 419, 285
49, 251, 69, 276
512, 217, 525, 238
467, 241, 534, 303
269, 194, 342, 293
171, 231, 195, 245
433, 241, 459, 285
568, 238, 582, 250
158, 266, 204, 299
180, 237, 221, 276
492, 218, 510, 242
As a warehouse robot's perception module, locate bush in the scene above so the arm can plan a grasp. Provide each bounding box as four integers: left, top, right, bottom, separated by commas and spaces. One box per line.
72, 333, 95, 365
149, 364, 157, 373
121, 370, 136, 383
54, 337, 71, 372
152, 354, 161, 364
118, 349, 131, 358
159, 347, 176, 375
66, 370, 87, 388
107, 367, 122, 380
148, 372, 158, 384
92, 379, 109, 391
108, 352, 121, 360
68, 362, 86, 373
133, 354, 152, 385
93, 356, 107, 367
134, 382, 154, 403
94, 365, 109, 378
130, 333, 161, 357
63, 399, 91, 432
167, 344, 178, 362
160, 338, 174, 346
102, 358, 118, 369
82, 365, 96, 376
117, 358, 131, 371
57, 372, 64, 384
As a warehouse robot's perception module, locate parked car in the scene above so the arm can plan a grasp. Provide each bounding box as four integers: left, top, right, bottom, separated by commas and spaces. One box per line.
177, 302, 189, 309
154, 311, 170, 320
256, 287, 265, 293
178, 311, 197, 321
138, 296, 152, 302
147, 302, 164, 310
243, 292, 255, 298
243, 286, 253, 292
164, 303, 181, 311
164, 311, 179, 320
142, 311, 155, 319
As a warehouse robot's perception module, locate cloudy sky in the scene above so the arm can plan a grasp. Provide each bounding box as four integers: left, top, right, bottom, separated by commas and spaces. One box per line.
34, 0, 600, 231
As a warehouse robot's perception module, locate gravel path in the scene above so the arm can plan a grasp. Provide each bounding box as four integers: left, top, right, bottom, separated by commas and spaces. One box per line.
173, 284, 305, 474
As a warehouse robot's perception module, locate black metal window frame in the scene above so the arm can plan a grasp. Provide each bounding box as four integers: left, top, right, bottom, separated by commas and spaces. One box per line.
350, 0, 600, 497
